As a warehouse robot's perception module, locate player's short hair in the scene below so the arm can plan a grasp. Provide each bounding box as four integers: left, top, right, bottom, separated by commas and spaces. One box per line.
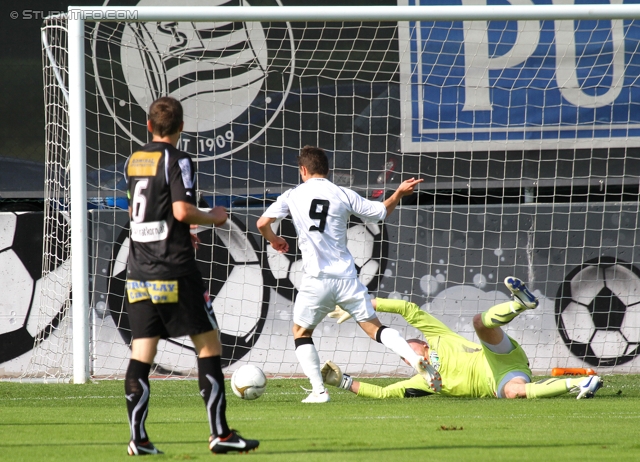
148, 96, 183, 137
298, 145, 329, 176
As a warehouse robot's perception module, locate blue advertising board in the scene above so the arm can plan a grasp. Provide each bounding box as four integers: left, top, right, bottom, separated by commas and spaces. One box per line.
399, 0, 640, 152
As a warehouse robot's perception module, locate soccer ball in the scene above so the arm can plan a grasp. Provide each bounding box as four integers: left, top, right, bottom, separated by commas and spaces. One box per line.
264, 216, 387, 301
555, 257, 640, 367
231, 364, 267, 400
0, 211, 70, 363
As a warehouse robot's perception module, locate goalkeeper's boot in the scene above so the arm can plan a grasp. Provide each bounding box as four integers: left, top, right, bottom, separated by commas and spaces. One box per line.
504, 276, 539, 310
209, 430, 260, 454
301, 388, 330, 403
573, 375, 603, 399
415, 358, 442, 392
127, 440, 163, 456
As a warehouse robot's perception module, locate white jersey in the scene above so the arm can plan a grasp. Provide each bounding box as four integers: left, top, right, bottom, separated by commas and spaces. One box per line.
263, 177, 387, 278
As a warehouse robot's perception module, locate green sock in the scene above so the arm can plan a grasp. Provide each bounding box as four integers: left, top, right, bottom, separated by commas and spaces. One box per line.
525, 377, 583, 398
481, 301, 527, 328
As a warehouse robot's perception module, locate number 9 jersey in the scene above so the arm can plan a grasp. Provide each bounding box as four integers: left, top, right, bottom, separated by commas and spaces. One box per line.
262, 177, 387, 279
124, 141, 198, 280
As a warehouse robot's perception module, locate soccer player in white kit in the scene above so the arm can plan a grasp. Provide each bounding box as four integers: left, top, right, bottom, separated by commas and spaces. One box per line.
257, 146, 441, 403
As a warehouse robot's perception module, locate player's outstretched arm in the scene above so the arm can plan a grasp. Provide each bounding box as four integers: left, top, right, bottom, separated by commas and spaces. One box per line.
375, 297, 452, 338
173, 201, 228, 226
321, 361, 359, 395
357, 377, 431, 399
383, 178, 424, 215
321, 361, 432, 399
256, 216, 289, 253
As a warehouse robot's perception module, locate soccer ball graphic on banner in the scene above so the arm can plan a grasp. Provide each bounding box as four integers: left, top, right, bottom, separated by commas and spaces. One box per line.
0, 212, 70, 364
231, 364, 267, 400
555, 257, 640, 367
107, 216, 269, 372
264, 217, 387, 301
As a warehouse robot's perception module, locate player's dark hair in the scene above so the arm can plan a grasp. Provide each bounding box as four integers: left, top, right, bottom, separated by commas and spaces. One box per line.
148, 96, 183, 137
298, 145, 329, 176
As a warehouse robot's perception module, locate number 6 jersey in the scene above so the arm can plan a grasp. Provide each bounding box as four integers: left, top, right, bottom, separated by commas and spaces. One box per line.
262, 177, 387, 279
124, 141, 198, 280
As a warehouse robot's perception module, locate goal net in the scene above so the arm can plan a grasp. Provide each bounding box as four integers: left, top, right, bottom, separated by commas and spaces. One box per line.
27, 2, 640, 381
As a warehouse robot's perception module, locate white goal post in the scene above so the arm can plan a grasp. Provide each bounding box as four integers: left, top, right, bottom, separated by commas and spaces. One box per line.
29, 3, 640, 384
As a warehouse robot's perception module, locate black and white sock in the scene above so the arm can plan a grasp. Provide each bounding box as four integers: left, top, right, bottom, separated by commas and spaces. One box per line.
125, 359, 152, 443
198, 355, 230, 439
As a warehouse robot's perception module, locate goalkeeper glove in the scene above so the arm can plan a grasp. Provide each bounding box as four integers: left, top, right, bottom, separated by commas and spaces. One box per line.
327, 306, 352, 324
321, 361, 353, 390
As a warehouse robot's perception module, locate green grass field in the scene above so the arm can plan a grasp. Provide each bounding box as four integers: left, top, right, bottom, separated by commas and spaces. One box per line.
2, 375, 640, 461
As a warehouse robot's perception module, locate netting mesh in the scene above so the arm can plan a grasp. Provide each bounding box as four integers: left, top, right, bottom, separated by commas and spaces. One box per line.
25, 16, 73, 380
26, 7, 640, 381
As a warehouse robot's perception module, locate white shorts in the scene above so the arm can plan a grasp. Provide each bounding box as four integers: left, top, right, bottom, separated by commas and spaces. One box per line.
293, 275, 377, 329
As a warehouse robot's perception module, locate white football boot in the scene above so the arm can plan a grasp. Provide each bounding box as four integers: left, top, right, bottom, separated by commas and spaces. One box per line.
302, 388, 330, 403
414, 358, 442, 392
574, 375, 604, 399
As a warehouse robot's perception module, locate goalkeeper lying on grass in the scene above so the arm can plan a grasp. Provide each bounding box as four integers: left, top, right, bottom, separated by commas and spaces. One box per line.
323, 277, 603, 400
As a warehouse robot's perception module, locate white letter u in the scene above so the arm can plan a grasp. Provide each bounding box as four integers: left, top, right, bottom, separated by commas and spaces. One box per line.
554, 0, 625, 108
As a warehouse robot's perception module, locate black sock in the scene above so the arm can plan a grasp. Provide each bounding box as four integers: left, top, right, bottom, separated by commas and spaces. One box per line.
198, 355, 230, 439
125, 359, 152, 443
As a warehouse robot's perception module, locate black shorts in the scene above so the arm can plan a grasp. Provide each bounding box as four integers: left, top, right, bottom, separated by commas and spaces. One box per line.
125, 272, 219, 340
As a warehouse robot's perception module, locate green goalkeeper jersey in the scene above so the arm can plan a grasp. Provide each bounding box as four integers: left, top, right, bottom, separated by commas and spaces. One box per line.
360, 298, 496, 399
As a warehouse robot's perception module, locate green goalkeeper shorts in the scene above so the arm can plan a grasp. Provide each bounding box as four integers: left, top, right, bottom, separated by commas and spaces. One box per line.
482, 336, 532, 397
